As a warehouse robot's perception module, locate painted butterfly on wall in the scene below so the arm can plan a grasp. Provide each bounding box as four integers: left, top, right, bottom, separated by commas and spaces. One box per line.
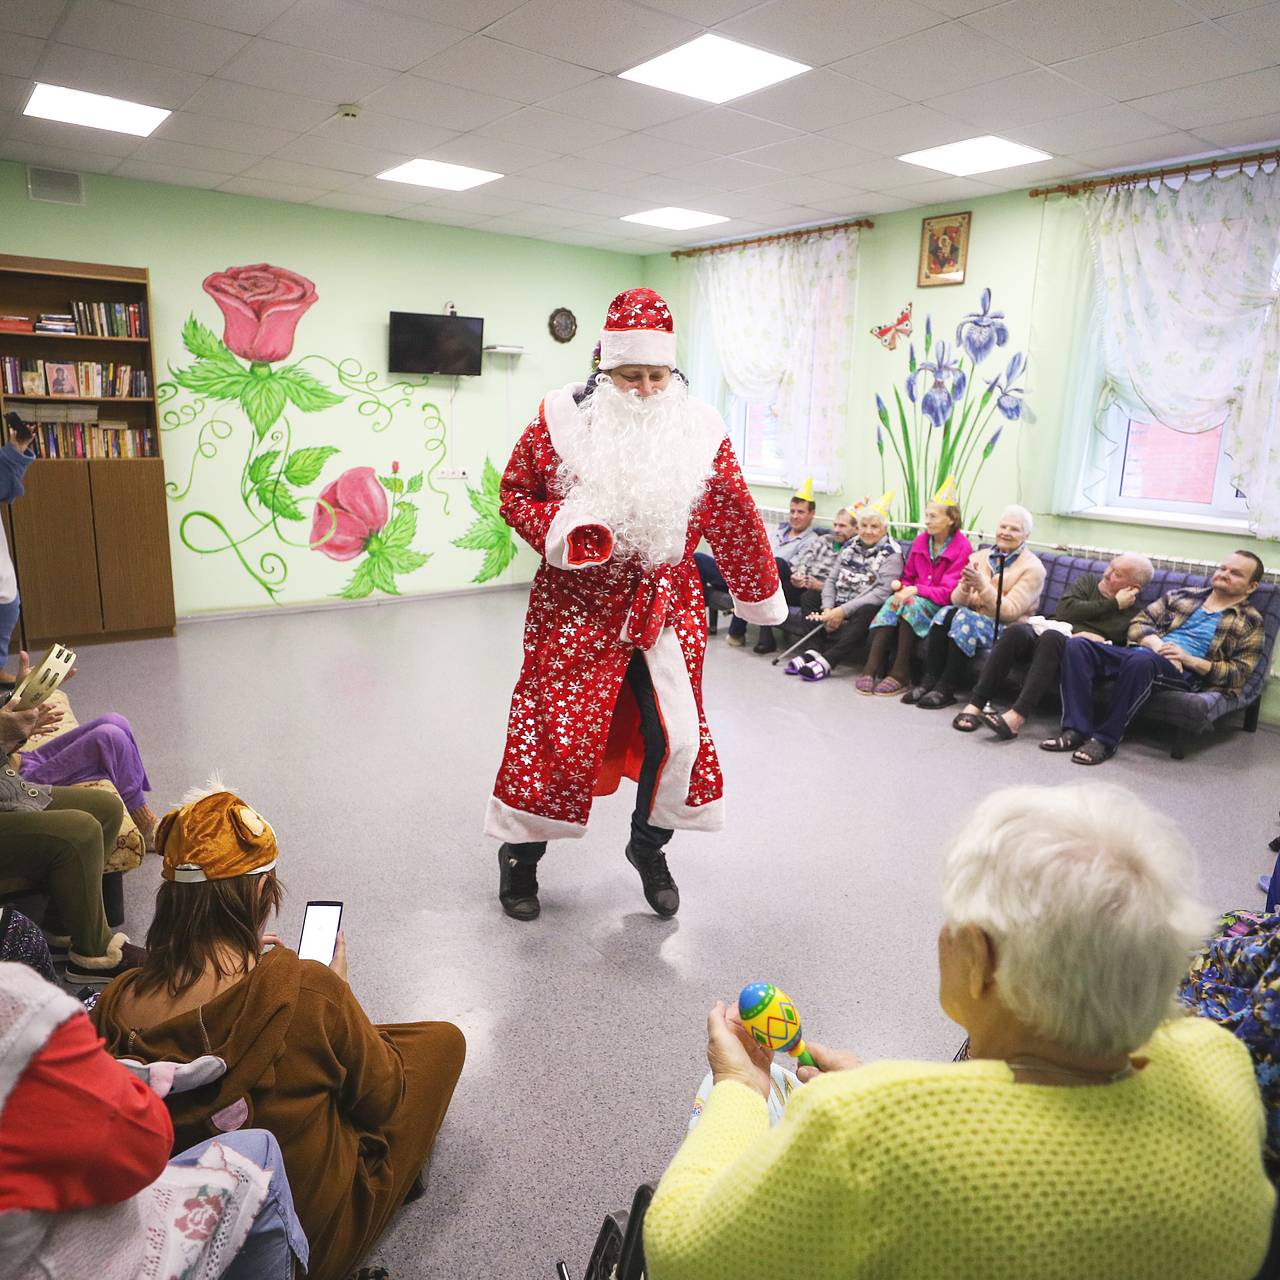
871, 302, 912, 350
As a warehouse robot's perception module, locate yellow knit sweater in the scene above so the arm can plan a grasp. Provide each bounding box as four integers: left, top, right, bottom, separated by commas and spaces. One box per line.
645, 1018, 1274, 1280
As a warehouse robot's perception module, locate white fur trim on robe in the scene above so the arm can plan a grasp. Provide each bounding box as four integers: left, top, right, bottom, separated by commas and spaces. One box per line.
485, 795, 589, 843
544, 505, 613, 571
731, 583, 788, 626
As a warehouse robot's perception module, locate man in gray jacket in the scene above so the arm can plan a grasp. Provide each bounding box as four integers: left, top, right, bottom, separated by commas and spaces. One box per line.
785, 507, 904, 681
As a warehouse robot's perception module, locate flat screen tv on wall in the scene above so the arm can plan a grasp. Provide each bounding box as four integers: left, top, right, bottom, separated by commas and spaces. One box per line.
388, 312, 484, 376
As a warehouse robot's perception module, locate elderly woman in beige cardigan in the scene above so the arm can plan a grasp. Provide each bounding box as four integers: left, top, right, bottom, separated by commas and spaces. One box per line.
910, 506, 1045, 714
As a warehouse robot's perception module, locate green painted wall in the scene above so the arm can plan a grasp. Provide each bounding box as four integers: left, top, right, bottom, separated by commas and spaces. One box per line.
0, 159, 640, 614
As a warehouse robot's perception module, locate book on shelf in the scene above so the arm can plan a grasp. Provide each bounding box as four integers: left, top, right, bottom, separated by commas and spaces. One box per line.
1, 356, 150, 397
5, 403, 157, 460
0, 315, 32, 333
69, 299, 148, 338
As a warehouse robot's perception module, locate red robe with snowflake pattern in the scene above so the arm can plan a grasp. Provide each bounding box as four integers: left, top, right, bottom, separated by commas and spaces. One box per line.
484, 383, 788, 844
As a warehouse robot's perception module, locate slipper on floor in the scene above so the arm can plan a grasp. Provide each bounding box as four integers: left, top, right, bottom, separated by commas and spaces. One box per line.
1040, 730, 1086, 753
951, 711, 984, 732
874, 677, 905, 697
982, 711, 1018, 741
854, 675, 876, 695
917, 689, 957, 710
1072, 738, 1116, 766
1259, 874, 1271, 895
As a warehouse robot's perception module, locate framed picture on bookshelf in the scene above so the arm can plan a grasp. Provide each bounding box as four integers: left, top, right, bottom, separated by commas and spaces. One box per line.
20, 370, 42, 395
45, 363, 78, 396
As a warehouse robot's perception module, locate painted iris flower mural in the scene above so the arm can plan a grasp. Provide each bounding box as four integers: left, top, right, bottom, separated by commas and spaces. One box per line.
874, 287, 1029, 527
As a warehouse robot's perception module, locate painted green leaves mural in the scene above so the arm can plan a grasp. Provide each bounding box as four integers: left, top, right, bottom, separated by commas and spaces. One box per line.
453, 458, 517, 584
159, 263, 447, 602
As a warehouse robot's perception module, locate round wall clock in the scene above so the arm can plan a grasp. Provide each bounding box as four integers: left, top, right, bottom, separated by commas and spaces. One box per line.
548, 307, 577, 343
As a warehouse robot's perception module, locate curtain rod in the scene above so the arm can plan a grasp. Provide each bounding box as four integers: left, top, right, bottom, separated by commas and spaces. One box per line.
1028, 145, 1280, 199
670, 217, 873, 259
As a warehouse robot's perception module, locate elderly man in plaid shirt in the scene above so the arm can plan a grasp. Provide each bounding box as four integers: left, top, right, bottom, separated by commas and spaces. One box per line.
1044, 549, 1266, 765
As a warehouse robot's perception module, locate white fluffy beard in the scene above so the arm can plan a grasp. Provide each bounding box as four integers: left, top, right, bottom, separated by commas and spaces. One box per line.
556, 374, 713, 569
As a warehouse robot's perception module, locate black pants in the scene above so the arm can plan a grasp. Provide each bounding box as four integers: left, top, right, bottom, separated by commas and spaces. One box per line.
813, 601, 879, 670
923, 607, 975, 692
506, 651, 674, 866
969, 624, 1068, 717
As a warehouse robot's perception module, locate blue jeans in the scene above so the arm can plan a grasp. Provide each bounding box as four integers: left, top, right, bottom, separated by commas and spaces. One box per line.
0, 593, 19, 671
170, 1130, 310, 1278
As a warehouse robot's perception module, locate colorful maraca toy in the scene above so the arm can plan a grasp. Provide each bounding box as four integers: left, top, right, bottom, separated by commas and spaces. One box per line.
738, 982, 816, 1068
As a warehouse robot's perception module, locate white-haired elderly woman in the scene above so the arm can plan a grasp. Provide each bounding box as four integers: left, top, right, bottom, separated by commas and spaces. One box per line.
644, 784, 1276, 1280
910, 504, 1045, 710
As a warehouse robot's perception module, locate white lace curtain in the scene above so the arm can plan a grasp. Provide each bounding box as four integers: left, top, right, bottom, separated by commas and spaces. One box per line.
693, 227, 858, 492
1078, 167, 1280, 536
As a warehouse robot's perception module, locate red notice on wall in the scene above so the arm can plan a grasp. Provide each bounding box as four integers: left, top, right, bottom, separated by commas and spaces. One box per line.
1119, 419, 1222, 505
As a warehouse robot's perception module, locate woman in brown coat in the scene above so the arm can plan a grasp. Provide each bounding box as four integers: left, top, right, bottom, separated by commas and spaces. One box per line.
94, 785, 465, 1280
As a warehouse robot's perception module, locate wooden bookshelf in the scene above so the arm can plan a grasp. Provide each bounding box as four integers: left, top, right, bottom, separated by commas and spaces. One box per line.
0, 253, 174, 647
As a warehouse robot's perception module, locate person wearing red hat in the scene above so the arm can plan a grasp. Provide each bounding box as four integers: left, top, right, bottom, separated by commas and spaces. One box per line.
487, 287, 786, 921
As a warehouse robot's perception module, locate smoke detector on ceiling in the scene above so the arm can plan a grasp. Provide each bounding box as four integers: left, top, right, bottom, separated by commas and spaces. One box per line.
336, 103, 361, 119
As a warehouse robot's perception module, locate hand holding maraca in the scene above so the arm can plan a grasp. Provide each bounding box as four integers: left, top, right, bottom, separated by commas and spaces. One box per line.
706, 1001, 773, 1100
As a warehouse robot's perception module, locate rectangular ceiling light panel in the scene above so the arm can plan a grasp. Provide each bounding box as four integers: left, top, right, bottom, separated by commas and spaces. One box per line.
25, 82, 170, 137
620, 34, 809, 105
621, 206, 729, 230
377, 159, 503, 190
897, 134, 1052, 176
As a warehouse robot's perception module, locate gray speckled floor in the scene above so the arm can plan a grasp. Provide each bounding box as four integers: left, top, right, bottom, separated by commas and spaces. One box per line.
70, 591, 1280, 1279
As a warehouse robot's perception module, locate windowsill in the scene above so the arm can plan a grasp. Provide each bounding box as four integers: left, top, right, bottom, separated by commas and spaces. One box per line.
1074, 506, 1251, 536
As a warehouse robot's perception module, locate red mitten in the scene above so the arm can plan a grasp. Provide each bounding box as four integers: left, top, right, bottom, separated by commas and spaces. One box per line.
565, 523, 614, 566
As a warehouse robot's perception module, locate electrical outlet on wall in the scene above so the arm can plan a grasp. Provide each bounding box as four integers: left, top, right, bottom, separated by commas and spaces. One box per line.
437, 467, 468, 479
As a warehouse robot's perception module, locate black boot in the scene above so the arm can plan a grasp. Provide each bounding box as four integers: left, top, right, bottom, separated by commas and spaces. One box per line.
753, 627, 777, 655
498, 846, 540, 921
626, 842, 679, 917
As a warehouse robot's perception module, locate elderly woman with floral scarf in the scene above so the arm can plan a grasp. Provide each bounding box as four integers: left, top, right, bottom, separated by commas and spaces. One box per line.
911, 505, 1045, 713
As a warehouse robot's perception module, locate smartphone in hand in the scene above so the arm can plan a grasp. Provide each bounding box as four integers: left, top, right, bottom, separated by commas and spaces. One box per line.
297, 900, 343, 964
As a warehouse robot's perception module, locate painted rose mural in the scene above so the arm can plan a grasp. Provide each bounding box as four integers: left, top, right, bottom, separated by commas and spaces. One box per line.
160, 263, 449, 602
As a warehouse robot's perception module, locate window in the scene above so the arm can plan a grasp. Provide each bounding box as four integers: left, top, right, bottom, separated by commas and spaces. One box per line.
726, 395, 787, 486
1101, 405, 1248, 522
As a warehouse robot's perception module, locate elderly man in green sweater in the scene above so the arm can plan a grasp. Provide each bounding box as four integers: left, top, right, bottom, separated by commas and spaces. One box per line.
951, 552, 1154, 739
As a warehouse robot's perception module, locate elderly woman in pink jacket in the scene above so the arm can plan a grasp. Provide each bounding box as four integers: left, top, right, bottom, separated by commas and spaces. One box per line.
857, 500, 972, 697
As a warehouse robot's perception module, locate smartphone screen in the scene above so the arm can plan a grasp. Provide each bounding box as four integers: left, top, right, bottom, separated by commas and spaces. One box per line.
297, 900, 343, 963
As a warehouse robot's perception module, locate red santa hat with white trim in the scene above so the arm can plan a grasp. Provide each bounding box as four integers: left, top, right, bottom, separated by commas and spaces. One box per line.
597, 287, 676, 370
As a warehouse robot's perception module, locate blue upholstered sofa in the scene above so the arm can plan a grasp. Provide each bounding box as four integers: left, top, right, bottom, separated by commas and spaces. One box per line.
704, 545, 1280, 760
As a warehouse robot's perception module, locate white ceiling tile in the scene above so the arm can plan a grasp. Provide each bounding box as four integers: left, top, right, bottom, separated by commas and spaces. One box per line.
309, 189, 417, 214
816, 155, 931, 190
641, 0, 761, 19
743, 173, 864, 205
1068, 130, 1219, 170
0, 72, 30, 111
275, 133, 409, 175
644, 107, 800, 151
608, 174, 726, 205
538, 76, 702, 131
925, 68, 1110, 128
118, 0, 295, 36
717, 0, 943, 64
0, 137, 121, 170
545, 186, 643, 216
216, 175, 332, 202
262, 0, 467, 72
6, 110, 140, 154
485, 0, 700, 74
477, 105, 626, 152
395, 207, 499, 228
822, 103, 978, 154
661, 155, 786, 190
734, 69, 906, 132
217, 38, 399, 102
1215, 3, 1280, 60
967, 155, 1089, 189
572, 134, 719, 171
1193, 110, 1280, 149
1182, 0, 1272, 12
418, 187, 535, 214
181, 78, 336, 133
238, 157, 354, 189
1056, 23, 1270, 101
152, 111, 296, 155
113, 156, 225, 187
701, 189, 813, 217
538, 227, 621, 247
310, 109, 457, 156
838, 191, 917, 213
885, 174, 1002, 201
517, 155, 639, 189
468, 215, 562, 238
129, 137, 257, 174
502, 203, 594, 225
916, 0, 1004, 12
57, 0, 248, 74
0, 0, 65, 38
1005, 104, 1173, 155
424, 133, 560, 172
831, 22, 1034, 98
366, 0, 526, 28
361, 75, 517, 133
737, 133, 877, 172
0, 31, 40, 74
408, 35, 596, 105
484, 174, 594, 203
1128, 66, 1280, 129
963, 0, 1197, 63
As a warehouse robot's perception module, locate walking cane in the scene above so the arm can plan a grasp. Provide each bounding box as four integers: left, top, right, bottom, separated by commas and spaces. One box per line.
992, 552, 1008, 644
771, 621, 827, 667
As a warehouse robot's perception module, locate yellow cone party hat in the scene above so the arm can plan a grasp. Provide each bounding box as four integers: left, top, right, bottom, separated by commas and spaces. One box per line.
794, 476, 814, 502
871, 488, 895, 517
932, 475, 960, 506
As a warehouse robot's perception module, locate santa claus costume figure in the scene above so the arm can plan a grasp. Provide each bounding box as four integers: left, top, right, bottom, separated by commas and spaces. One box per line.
486, 287, 787, 921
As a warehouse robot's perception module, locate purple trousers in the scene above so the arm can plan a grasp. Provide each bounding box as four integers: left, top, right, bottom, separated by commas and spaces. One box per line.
20, 713, 151, 810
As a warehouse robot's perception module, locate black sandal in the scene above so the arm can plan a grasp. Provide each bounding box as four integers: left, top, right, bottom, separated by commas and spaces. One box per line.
1040, 729, 1086, 753
1072, 738, 1116, 766
951, 711, 984, 732
982, 711, 1018, 741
